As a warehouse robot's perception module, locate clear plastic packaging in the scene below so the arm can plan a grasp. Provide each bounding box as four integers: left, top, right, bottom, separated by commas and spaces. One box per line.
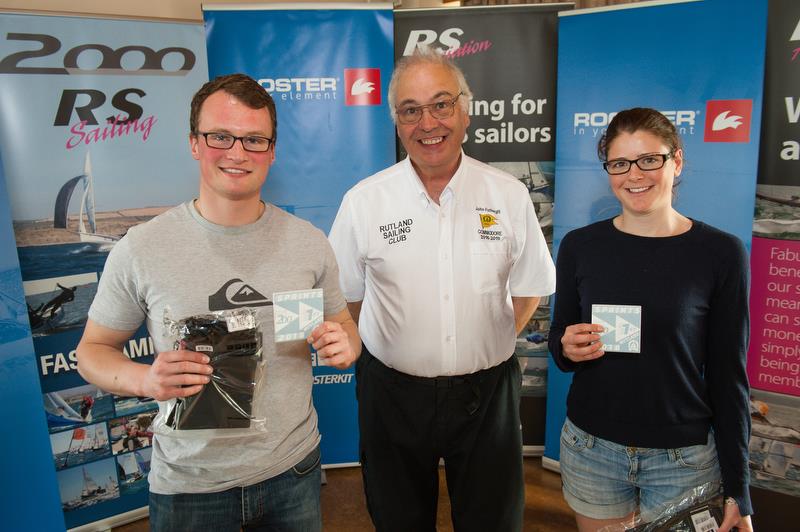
599, 482, 724, 532
153, 308, 265, 434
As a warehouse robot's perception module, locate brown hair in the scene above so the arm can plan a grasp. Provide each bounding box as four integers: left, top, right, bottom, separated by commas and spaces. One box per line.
597, 107, 682, 161
189, 73, 277, 144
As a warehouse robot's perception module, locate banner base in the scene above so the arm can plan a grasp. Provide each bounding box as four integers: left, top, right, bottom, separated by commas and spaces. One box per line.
542, 456, 561, 474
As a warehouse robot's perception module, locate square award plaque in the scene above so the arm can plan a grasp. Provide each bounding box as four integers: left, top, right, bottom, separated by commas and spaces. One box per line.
591, 304, 642, 354
273, 289, 324, 343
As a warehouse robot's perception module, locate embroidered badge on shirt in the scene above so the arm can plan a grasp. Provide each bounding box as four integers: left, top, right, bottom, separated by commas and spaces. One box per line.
591, 304, 642, 354
273, 289, 324, 343
378, 218, 413, 245
475, 207, 503, 241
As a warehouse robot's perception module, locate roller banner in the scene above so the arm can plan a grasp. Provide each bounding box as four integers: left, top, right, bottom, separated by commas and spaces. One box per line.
746, 0, 800, 525
0, 13, 208, 529
546, 0, 766, 479
203, 3, 396, 465
395, 3, 569, 451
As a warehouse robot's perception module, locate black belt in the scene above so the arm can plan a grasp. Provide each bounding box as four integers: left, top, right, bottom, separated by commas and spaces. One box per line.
362, 347, 510, 388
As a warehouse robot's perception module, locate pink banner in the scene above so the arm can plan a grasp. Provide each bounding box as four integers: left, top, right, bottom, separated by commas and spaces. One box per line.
747, 236, 800, 397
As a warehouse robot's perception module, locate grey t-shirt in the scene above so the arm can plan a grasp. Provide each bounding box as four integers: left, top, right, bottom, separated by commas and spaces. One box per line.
89, 201, 346, 494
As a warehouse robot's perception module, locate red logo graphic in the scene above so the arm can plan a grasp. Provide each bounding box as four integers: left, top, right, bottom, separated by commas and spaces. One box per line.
345, 68, 381, 106
703, 100, 752, 143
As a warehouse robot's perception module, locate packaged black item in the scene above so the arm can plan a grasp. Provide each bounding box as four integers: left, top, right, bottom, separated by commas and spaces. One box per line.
164, 309, 263, 430
627, 495, 724, 532
599, 483, 724, 532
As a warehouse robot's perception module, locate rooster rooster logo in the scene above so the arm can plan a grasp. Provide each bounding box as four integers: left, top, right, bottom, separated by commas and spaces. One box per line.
711, 110, 743, 131
350, 78, 376, 96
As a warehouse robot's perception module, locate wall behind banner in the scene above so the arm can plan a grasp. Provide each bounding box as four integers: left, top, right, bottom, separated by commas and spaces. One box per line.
203, 5, 396, 465
546, 0, 766, 472
0, 13, 208, 530
394, 3, 569, 452
0, 0, 374, 21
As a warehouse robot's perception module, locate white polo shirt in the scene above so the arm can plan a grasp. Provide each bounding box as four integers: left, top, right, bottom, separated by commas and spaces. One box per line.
329, 154, 555, 377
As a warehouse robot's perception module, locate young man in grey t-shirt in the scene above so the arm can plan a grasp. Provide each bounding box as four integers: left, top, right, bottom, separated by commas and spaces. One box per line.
76, 74, 360, 532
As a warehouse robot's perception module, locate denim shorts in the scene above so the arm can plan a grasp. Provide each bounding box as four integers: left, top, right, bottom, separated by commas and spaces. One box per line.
559, 418, 721, 521
149, 445, 322, 532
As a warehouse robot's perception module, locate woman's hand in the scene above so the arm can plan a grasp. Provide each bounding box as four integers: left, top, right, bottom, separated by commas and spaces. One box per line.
719, 499, 752, 532
561, 323, 605, 363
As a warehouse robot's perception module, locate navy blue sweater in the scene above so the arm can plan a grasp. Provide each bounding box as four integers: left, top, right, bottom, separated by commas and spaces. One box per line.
549, 218, 752, 515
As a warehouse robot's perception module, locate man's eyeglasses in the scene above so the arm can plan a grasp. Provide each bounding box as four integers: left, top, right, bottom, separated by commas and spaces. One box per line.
395, 92, 463, 125
603, 153, 673, 175
195, 131, 273, 152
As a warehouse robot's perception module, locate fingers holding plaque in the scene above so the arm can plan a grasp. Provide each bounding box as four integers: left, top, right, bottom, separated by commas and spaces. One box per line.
590, 304, 642, 354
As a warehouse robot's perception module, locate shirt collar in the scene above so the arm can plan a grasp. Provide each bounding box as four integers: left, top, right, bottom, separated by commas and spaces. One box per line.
403, 151, 467, 207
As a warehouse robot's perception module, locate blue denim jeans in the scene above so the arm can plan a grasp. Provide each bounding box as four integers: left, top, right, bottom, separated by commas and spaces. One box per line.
559, 418, 721, 522
149, 446, 322, 532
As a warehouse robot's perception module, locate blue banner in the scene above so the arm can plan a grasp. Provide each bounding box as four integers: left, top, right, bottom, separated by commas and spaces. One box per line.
545, 0, 767, 464
0, 151, 64, 532
0, 13, 208, 529
203, 4, 395, 465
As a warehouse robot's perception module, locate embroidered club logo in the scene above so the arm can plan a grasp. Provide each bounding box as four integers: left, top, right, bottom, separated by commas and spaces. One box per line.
703, 100, 752, 143
344, 68, 381, 106
479, 213, 498, 229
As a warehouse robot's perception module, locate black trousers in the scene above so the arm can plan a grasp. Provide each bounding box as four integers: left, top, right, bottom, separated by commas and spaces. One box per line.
356, 346, 524, 532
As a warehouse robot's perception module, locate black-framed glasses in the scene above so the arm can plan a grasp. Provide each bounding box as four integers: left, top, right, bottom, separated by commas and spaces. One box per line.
603, 153, 673, 175
395, 92, 463, 125
195, 131, 273, 152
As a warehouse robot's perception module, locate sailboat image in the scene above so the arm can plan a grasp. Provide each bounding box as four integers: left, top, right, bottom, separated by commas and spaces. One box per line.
73, 425, 107, 454
44, 391, 85, 427
121, 450, 151, 483
80, 467, 106, 500
54, 152, 119, 246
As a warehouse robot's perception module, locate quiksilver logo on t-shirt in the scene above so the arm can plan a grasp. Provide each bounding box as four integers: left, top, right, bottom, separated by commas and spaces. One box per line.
209, 278, 272, 310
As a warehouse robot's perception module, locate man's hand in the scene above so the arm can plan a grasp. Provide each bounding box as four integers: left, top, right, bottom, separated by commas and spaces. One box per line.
140, 349, 213, 401
307, 320, 358, 370
561, 323, 605, 363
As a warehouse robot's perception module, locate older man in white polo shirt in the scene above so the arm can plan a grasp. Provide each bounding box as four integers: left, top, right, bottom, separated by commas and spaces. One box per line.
329, 48, 555, 532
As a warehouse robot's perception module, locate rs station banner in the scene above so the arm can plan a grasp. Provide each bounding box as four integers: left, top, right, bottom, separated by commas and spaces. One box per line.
746, 0, 800, 522
395, 3, 569, 451
546, 0, 766, 475
0, 13, 208, 529
203, 3, 396, 465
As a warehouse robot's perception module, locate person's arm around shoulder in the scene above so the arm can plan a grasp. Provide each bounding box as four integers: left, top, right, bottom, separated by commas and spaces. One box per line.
306, 307, 361, 370
76, 319, 212, 400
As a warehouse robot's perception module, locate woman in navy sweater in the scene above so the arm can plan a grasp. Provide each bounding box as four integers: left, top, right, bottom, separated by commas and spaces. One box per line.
549, 108, 752, 532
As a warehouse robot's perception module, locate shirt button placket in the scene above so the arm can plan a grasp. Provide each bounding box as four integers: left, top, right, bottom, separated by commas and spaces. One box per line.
438, 199, 457, 374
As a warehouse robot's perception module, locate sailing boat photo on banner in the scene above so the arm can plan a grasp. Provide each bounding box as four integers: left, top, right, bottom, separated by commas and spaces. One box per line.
57, 457, 120, 512
54, 152, 119, 248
